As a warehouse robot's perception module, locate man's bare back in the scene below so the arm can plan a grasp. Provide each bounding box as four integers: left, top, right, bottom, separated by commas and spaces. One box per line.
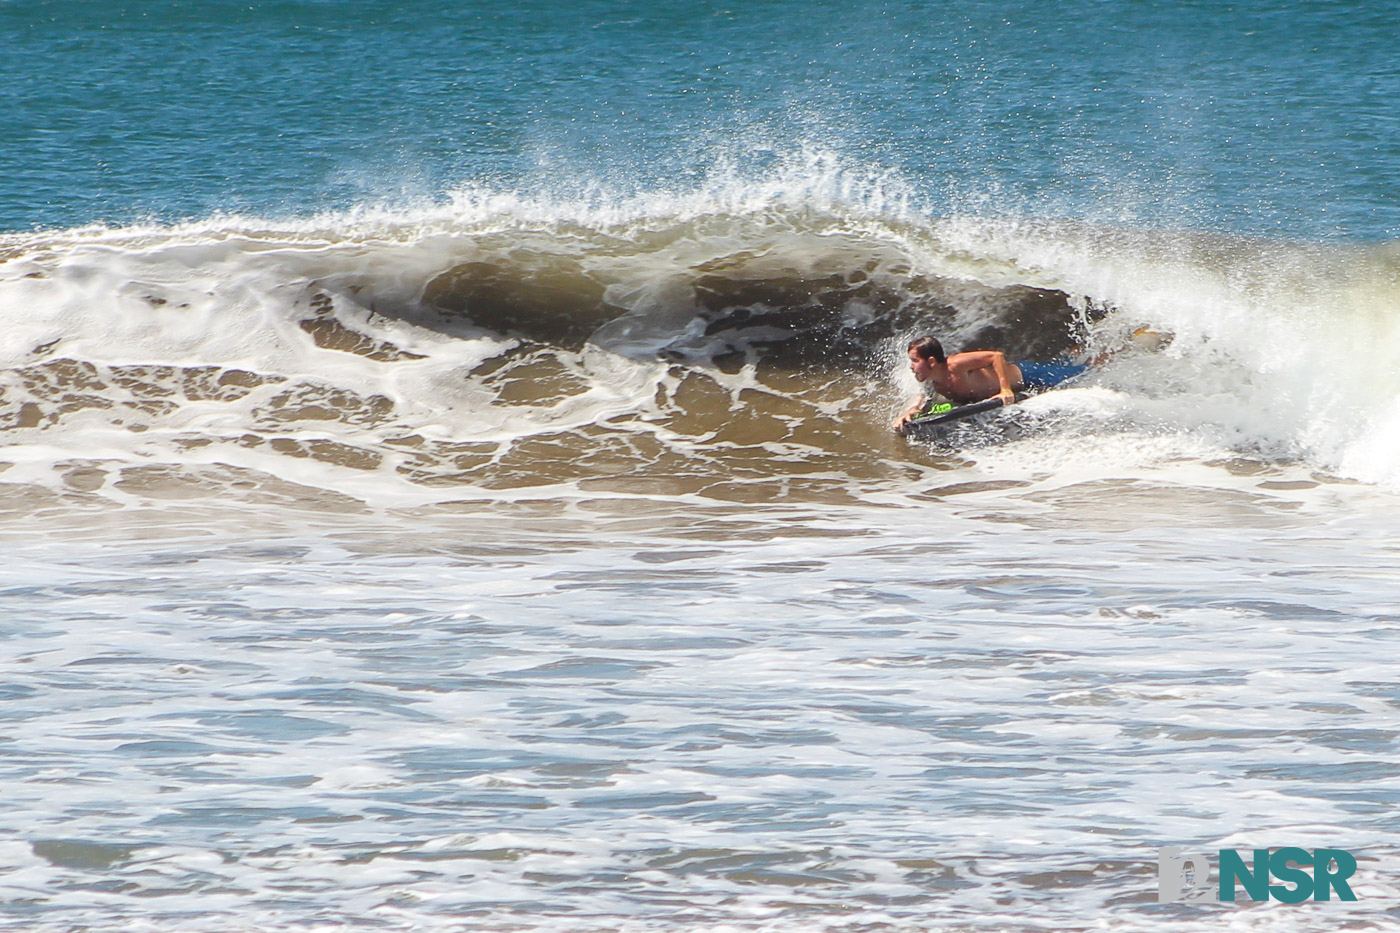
931, 351, 1024, 404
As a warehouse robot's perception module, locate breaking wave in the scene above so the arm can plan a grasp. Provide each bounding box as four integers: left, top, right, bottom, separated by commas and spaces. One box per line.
2, 170, 1398, 517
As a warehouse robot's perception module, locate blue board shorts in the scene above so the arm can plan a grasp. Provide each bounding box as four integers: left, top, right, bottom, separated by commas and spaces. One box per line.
1015, 360, 1088, 390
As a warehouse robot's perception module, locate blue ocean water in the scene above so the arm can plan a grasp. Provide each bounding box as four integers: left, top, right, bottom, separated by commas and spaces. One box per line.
5, 0, 1400, 239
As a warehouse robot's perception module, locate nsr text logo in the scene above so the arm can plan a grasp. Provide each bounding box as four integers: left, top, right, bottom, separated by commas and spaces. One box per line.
1158, 847, 1358, 903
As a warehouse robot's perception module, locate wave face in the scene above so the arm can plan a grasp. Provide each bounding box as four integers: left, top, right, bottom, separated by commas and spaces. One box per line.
2, 181, 1399, 517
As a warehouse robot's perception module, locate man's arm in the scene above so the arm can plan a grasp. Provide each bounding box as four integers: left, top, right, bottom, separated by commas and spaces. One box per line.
892, 394, 928, 432
951, 350, 1017, 404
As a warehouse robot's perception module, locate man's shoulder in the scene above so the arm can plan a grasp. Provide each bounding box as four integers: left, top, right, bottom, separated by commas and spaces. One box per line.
949, 349, 997, 366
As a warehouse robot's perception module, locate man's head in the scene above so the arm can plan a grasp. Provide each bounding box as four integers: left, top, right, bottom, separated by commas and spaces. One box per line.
906, 336, 946, 382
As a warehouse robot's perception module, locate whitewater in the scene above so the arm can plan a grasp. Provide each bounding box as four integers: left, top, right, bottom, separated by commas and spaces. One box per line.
4, 172, 1399, 514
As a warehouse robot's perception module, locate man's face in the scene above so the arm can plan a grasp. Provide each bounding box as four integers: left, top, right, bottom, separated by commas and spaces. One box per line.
908, 347, 937, 382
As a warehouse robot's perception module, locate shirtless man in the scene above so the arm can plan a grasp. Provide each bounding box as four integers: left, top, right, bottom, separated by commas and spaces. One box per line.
891, 335, 1088, 431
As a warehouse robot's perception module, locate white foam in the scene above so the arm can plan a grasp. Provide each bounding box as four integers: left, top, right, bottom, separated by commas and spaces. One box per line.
2, 170, 1399, 519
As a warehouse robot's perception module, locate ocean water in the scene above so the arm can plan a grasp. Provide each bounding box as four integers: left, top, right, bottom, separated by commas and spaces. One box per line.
2, 1, 1399, 930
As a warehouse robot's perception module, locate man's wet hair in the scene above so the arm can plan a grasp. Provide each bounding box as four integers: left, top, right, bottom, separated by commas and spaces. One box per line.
907, 336, 946, 364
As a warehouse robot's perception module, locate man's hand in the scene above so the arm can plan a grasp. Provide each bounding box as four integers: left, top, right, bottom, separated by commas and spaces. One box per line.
994, 389, 1016, 406
892, 399, 926, 433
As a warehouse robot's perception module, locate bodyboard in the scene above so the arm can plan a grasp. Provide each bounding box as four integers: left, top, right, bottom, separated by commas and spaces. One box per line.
899, 393, 1031, 437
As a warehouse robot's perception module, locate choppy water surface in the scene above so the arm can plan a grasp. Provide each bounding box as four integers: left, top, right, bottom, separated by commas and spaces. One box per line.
0, 477, 1397, 932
